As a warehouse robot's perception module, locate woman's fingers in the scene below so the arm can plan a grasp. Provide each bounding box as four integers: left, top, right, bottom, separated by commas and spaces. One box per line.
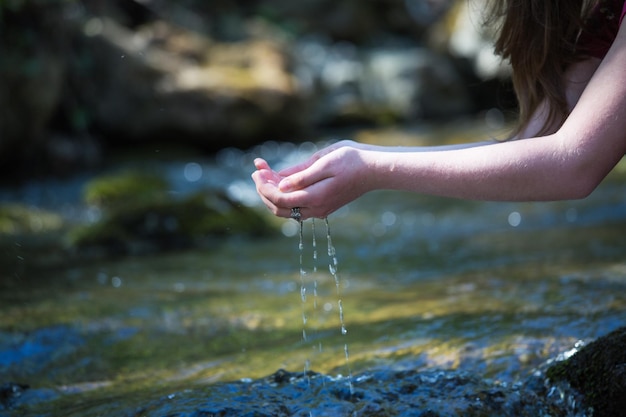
253, 158, 272, 171
252, 166, 304, 218
279, 156, 335, 192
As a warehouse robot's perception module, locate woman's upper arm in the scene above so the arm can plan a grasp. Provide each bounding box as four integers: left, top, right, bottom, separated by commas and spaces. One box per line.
557, 21, 626, 186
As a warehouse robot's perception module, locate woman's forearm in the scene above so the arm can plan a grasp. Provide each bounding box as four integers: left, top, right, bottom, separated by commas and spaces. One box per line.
362, 134, 599, 202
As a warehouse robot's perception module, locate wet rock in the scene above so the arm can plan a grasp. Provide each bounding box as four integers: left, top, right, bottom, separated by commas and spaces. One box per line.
547, 326, 626, 417
88, 367, 583, 417
0, 383, 59, 415
0, 383, 29, 410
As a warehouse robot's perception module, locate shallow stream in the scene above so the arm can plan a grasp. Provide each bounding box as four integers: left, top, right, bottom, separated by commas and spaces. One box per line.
1, 123, 626, 416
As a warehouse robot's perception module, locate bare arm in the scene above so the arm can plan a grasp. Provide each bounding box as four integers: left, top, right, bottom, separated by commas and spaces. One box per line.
253, 24, 626, 219
369, 27, 626, 202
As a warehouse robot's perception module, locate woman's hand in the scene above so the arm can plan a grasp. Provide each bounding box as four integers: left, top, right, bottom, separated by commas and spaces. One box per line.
251, 141, 373, 220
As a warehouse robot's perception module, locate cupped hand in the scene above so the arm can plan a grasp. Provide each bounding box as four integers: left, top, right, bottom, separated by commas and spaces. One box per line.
277, 140, 365, 177
251, 143, 371, 220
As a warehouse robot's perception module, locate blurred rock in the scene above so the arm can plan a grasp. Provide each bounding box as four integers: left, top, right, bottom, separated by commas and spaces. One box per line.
68, 170, 275, 257
295, 40, 472, 126
429, 0, 510, 79
71, 17, 303, 149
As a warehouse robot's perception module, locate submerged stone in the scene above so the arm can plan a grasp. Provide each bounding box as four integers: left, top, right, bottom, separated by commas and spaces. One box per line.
546, 326, 626, 417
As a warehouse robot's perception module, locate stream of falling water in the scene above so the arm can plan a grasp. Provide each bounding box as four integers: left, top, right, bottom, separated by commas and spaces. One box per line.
297, 216, 353, 395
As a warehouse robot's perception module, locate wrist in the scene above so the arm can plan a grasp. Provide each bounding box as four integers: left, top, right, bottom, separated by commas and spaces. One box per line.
358, 149, 388, 192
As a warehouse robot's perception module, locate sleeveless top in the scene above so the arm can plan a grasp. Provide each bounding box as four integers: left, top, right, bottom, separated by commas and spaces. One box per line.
577, 0, 626, 58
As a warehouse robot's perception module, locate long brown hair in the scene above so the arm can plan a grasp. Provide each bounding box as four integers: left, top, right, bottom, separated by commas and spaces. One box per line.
485, 0, 594, 137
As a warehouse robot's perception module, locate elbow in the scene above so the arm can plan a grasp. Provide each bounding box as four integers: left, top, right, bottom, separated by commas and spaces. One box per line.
559, 163, 608, 200
551, 133, 616, 200
566, 179, 597, 200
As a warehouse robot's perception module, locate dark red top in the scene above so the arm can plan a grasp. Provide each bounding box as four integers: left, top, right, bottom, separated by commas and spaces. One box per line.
577, 0, 626, 58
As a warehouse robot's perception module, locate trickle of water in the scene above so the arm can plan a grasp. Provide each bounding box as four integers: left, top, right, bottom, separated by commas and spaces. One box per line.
312, 220, 318, 310
298, 218, 307, 342
298, 219, 311, 388
324, 218, 353, 394
325, 219, 340, 293
338, 300, 347, 335
296, 217, 352, 395
312, 220, 318, 273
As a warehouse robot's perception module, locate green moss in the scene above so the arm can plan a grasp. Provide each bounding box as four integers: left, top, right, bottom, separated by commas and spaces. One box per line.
83, 172, 169, 209
546, 326, 626, 417
69, 171, 276, 254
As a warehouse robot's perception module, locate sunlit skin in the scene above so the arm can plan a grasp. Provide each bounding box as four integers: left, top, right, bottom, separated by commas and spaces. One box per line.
252, 24, 626, 221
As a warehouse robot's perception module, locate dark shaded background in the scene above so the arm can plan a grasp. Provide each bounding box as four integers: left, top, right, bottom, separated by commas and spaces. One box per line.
0, 0, 513, 179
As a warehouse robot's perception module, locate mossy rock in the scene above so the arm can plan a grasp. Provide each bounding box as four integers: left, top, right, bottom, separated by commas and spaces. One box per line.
546, 326, 626, 417
83, 172, 170, 209
0, 203, 64, 235
70, 171, 276, 255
